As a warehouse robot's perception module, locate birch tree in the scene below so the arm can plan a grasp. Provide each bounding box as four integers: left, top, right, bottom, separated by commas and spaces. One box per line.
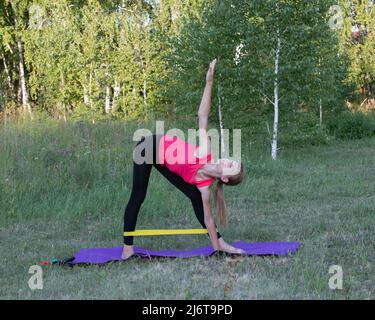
338, 0, 375, 105
0, 0, 356, 123
235, 0, 343, 159
0, 0, 33, 118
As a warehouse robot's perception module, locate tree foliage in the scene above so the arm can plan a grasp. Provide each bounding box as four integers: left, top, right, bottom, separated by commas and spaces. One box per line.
0, 0, 373, 123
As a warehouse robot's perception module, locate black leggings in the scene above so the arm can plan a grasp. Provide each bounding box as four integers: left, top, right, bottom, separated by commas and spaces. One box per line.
123, 134, 221, 245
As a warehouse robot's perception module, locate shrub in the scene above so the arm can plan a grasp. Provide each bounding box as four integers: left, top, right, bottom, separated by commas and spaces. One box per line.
278, 111, 329, 147
326, 111, 375, 140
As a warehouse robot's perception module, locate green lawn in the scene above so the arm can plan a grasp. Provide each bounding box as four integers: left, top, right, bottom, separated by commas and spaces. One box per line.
0, 120, 374, 299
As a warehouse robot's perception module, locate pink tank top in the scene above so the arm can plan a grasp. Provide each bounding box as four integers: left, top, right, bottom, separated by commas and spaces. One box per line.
158, 134, 214, 188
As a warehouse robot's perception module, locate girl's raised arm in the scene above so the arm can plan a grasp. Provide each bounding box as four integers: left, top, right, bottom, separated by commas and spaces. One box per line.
197, 59, 217, 156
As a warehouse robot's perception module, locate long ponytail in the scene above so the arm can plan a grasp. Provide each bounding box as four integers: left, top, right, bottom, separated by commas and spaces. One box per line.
214, 180, 228, 227
214, 162, 245, 227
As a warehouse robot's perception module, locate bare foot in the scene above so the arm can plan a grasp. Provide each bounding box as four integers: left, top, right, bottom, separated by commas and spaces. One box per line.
121, 245, 135, 260
218, 238, 245, 255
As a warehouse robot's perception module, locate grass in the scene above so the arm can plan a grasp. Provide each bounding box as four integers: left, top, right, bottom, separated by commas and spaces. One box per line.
0, 119, 374, 299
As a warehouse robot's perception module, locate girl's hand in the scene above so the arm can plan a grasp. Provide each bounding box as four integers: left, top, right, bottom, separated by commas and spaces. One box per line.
218, 238, 245, 255
206, 58, 217, 83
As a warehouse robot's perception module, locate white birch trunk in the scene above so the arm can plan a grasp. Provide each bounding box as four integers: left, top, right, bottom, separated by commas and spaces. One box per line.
17, 39, 32, 118
112, 80, 121, 112
2, 54, 16, 100
0, 81, 7, 124
87, 67, 95, 124
82, 69, 93, 108
318, 58, 322, 126
217, 84, 225, 154
0, 82, 4, 113
319, 98, 323, 126
271, 28, 281, 161
60, 72, 67, 122
17, 79, 22, 105
105, 83, 111, 114
83, 84, 90, 106
143, 78, 147, 113
89, 68, 93, 111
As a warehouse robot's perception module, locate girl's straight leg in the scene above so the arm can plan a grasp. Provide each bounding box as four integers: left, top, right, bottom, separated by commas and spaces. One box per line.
123, 136, 154, 245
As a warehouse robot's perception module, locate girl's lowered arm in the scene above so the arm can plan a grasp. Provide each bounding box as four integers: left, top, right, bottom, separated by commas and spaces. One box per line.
199, 186, 220, 251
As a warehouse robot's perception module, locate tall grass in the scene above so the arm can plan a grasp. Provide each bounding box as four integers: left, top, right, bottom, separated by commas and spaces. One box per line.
0, 119, 374, 299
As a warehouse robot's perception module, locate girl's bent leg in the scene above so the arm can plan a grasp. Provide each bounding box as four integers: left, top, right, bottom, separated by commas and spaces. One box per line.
153, 163, 222, 240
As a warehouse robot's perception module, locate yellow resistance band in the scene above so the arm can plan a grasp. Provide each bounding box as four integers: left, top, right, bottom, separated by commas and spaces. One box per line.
124, 229, 208, 237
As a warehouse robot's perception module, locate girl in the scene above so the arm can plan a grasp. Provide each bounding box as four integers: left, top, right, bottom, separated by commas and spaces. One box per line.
122, 59, 245, 260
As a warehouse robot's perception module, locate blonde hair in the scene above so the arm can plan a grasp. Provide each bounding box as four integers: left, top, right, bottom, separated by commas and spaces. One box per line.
214, 162, 244, 227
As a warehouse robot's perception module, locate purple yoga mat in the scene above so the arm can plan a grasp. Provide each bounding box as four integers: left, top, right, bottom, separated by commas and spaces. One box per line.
70, 241, 302, 265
